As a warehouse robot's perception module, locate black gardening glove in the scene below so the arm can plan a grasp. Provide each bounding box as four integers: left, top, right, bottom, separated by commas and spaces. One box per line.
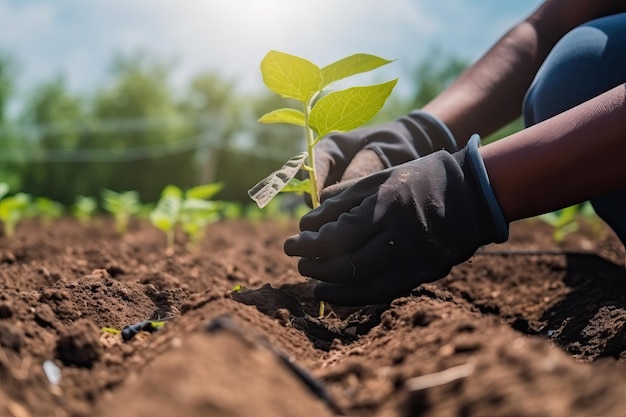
313, 110, 458, 197
285, 135, 509, 306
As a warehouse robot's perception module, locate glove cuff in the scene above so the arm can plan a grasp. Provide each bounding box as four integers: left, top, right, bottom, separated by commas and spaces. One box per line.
408, 110, 459, 153
464, 134, 509, 243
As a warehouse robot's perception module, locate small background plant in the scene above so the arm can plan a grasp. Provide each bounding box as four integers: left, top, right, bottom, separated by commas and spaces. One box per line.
32, 197, 64, 227
149, 182, 224, 250
101, 189, 142, 234
536, 202, 599, 243
0, 182, 31, 238
72, 195, 98, 225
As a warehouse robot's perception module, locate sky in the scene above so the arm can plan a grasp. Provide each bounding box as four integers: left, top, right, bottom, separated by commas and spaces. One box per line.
0, 0, 545, 106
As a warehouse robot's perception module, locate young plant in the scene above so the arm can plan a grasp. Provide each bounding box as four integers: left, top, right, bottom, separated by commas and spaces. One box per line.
537, 203, 588, 243
150, 185, 182, 248
149, 182, 224, 249
248, 50, 397, 210
0, 183, 31, 238
248, 50, 397, 316
101, 189, 141, 234
220, 201, 243, 220
33, 197, 64, 227
72, 195, 98, 225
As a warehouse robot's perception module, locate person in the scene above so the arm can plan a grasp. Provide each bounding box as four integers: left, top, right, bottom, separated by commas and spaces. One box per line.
284, 0, 626, 306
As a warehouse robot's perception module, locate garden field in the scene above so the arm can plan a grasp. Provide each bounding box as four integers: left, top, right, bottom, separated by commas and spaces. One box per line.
2, 216, 626, 417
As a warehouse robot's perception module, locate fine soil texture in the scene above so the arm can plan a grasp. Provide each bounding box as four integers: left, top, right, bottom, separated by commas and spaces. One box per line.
2, 215, 626, 417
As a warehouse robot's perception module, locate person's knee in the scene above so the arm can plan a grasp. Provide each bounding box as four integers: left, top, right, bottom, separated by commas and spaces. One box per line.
523, 13, 626, 126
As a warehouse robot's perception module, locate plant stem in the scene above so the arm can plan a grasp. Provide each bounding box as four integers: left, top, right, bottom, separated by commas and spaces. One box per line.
166, 229, 174, 249
304, 100, 326, 318
4, 222, 14, 238
303, 102, 319, 210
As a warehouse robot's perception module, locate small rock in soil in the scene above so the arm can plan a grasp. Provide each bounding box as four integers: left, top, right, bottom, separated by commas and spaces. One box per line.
0, 301, 13, 318
35, 304, 57, 328
55, 319, 102, 368
0, 322, 24, 352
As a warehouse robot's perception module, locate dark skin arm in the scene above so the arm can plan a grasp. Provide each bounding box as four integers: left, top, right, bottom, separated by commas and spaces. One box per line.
482, 84, 626, 222
424, 0, 626, 222
423, 0, 626, 143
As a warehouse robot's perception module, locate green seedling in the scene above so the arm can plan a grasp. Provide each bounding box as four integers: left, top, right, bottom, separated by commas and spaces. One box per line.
0, 183, 31, 238
220, 201, 243, 220
101, 327, 121, 336
150, 185, 182, 248
248, 50, 397, 316
537, 203, 589, 243
150, 182, 224, 249
72, 195, 98, 225
102, 189, 142, 234
179, 199, 222, 250
33, 197, 64, 227
248, 50, 397, 209
231, 284, 246, 293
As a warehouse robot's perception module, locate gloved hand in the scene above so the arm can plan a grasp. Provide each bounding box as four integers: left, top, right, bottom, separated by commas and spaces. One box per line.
285, 135, 509, 306
313, 110, 459, 197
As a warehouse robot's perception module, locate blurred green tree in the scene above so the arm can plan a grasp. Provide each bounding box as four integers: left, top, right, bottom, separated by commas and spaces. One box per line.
179, 72, 240, 186
366, 48, 467, 125
89, 51, 197, 202
17, 75, 85, 202
0, 52, 14, 124
0, 52, 24, 190
408, 49, 468, 110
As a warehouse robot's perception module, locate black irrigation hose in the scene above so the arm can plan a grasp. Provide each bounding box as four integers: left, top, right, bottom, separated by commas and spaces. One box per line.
121, 320, 166, 341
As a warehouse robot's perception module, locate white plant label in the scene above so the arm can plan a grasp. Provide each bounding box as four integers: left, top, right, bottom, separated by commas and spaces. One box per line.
248, 152, 308, 208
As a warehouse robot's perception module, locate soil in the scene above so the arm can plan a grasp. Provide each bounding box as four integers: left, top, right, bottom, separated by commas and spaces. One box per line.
2, 215, 626, 417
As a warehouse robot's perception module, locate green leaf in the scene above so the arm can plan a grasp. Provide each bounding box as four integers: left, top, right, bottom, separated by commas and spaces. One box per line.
151, 215, 176, 232
150, 201, 179, 225
579, 201, 596, 217
161, 184, 183, 199
554, 221, 579, 243
35, 197, 64, 217
0, 193, 30, 237
102, 189, 141, 215
321, 54, 394, 89
258, 108, 305, 127
149, 190, 182, 232
220, 201, 242, 219
73, 196, 97, 218
260, 50, 322, 102
180, 199, 220, 239
0, 192, 29, 210
310, 79, 398, 137
186, 183, 223, 200
182, 198, 218, 213
279, 178, 310, 194
0, 183, 9, 200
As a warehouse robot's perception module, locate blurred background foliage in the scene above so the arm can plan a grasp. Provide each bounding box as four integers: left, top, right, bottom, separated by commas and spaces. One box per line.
0, 48, 521, 206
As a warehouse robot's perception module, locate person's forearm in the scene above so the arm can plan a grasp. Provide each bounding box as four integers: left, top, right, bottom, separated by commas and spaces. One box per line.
481, 84, 626, 222
422, 0, 626, 144
423, 19, 549, 143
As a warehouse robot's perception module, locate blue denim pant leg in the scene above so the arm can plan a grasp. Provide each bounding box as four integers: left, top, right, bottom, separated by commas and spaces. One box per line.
522, 13, 626, 246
